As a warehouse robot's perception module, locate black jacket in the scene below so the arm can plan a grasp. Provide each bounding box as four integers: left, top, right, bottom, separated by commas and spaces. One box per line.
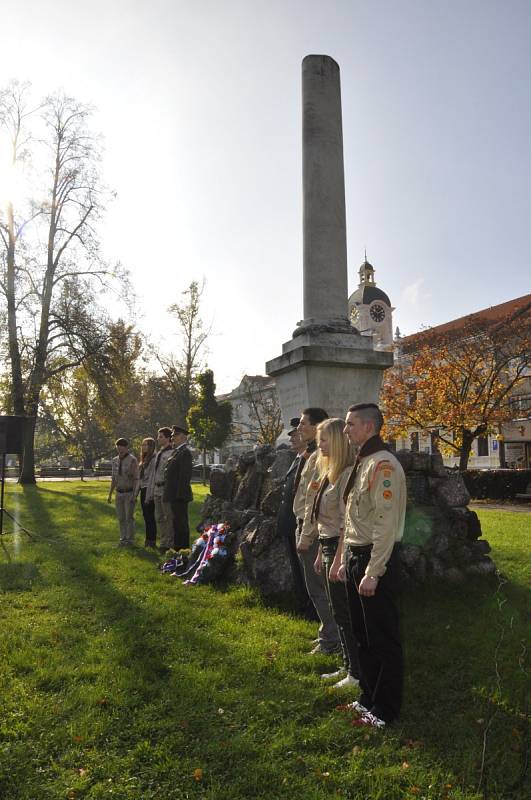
276, 453, 300, 539
163, 445, 193, 503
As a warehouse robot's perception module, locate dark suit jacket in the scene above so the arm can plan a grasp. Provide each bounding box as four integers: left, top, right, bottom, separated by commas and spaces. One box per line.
276, 453, 300, 539
163, 445, 193, 503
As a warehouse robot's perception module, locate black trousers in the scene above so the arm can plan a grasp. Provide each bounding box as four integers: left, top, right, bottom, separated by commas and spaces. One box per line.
171, 500, 190, 550
321, 537, 360, 678
345, 543, 403, 722
140, 488, 157, 547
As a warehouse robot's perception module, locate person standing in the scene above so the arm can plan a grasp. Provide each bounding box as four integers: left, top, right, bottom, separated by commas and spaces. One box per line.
276, 418, 312, 614
339, 403, 407, 728
164, 424, 193, 551
137, 437, 157, 548
295, 408, 340, 655
149, 427, 174, 553
311, 417, 360, 688
108, 438, 138, 547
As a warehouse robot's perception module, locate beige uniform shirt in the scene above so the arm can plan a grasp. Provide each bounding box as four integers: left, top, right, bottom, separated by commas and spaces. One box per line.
111, 453, 138, 492
311, 466, 352, 539
344, 450, 406, 578
151, 446, 173, 498
293, 450, 319, 546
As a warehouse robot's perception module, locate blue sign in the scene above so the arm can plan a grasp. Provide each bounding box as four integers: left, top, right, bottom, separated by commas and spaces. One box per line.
492, 440, 498, 451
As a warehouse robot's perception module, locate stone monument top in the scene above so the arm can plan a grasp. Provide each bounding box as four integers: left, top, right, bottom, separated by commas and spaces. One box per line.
266, 55, 392, 423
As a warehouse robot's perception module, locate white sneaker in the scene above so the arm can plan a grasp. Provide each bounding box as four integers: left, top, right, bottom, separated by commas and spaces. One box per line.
353, 711, 386, 729
333, 674, 359, 689
320, 668, 345, 681
346, 700, 369, 714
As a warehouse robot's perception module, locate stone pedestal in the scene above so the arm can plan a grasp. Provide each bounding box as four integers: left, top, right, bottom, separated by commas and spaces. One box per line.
266, 329, 392, 422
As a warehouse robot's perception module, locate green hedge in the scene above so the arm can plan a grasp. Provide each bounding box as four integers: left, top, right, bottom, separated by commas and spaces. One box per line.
463, 468, 531, 499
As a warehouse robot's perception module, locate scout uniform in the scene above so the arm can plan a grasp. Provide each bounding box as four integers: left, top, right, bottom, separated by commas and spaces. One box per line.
343, 441, 406, 723
294, 447, 340, 653
312, 466, 360, 679
150, 445, 174, 551
112, 452, 138, 545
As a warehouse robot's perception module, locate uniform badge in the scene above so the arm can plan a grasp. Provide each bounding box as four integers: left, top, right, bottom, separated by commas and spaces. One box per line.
383, 490, 392, 499
383, 479, 391, 487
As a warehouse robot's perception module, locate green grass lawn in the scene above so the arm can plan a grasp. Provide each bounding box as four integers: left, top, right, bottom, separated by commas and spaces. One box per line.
0, 483, 528, 800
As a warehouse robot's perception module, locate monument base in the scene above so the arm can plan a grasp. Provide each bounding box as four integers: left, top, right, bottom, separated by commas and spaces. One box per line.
266, 328, 393, 422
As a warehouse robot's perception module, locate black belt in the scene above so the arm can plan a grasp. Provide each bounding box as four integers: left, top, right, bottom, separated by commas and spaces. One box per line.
155, 482, 165, 487
346, 543, 373, 554
318, 535, 340, 544
116, 488, 134, 494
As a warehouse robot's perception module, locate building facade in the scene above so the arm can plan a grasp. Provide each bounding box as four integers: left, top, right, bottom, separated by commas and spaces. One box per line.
389, 295, 531, 469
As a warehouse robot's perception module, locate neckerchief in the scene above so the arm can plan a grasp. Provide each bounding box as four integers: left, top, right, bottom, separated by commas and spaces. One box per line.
311, 474, 329, 523
155, 444, 172, 470
118, 452, 129, 476
292, 440, 316, 498
342, 435, 390, 505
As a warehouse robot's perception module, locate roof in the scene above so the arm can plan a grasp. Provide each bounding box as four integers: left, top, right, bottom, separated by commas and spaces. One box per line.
349, 285, 391, 306
399, 294, 531, 347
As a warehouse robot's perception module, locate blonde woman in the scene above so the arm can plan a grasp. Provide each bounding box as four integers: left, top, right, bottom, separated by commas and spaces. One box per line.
311, 417, 360, 688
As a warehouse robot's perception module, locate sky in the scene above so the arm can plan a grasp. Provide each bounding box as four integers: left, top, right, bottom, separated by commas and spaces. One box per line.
1, 0, 530, 393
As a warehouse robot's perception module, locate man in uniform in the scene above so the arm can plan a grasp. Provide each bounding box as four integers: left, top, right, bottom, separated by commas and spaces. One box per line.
148, 427, 174, 553
294, 408, 340, 655
338, 403, 406, 727
276, 418, 312, 613
164, 423, 193, 550
108, 438, 138, 547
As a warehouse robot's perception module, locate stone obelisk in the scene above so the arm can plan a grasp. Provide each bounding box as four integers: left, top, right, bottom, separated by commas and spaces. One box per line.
266, 55, 392, 423
302, 55, 350, 331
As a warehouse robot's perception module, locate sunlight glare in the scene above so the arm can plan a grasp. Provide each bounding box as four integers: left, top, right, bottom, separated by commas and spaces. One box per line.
0, 132, 27, 209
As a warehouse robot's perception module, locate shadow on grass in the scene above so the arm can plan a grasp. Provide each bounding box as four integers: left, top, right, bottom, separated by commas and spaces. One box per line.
5, 484, 529, 799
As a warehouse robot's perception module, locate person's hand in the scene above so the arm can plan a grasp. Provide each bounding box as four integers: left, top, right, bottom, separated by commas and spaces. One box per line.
329, 561, 341, 582
358, 575, 379, 597
313, 551, 322, 575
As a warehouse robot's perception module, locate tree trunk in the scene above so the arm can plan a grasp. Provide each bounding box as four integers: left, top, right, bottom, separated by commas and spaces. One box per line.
458, 430, 474, 472
202, 448, 207, 486
19, 415, 37, 484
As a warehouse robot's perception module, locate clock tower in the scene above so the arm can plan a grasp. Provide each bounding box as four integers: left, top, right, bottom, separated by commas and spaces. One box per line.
348, 258, 394, 350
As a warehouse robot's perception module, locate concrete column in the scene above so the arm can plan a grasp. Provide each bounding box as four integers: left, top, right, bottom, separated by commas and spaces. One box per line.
302, 55, 348, 325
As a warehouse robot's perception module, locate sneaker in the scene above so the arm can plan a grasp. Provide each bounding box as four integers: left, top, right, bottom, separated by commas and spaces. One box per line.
346, 700, 369, 715
352, 711, 386, 729
307, 643, 341, 656
321, 668, 345, 681
333, 674, 359, 689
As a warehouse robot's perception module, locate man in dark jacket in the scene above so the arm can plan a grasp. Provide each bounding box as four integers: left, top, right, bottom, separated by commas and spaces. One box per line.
276, 419, 313, 614
164, 424, 193, 550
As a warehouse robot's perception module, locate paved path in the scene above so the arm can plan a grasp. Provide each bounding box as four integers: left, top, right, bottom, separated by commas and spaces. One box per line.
470, 501, 531, 513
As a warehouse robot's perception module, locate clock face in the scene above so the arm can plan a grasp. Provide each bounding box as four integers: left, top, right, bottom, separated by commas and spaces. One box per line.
369, 303, 386, 324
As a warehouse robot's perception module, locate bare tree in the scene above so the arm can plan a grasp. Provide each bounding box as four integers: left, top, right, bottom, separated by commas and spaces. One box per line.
156, 281, 210, 419
0, 83, 127, 482
233, 376, 283, 446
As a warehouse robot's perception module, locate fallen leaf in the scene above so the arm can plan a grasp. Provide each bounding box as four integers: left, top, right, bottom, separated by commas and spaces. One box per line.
193, 768, 203, 781
402, 761, 409, 769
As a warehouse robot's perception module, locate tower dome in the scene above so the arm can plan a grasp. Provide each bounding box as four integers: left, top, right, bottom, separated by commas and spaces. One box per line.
348, 256, 394, 350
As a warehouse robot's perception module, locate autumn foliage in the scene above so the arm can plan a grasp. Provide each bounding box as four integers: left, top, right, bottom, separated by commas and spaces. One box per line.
382, 300, 531, 470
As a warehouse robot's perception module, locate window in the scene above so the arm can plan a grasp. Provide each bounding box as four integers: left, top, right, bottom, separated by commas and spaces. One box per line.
477, 436, 489, 457
410, 431, 419, 452
509, 395, 531, 416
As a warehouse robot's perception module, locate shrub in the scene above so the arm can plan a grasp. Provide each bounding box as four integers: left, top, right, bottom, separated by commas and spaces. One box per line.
462, 469, 531, 499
